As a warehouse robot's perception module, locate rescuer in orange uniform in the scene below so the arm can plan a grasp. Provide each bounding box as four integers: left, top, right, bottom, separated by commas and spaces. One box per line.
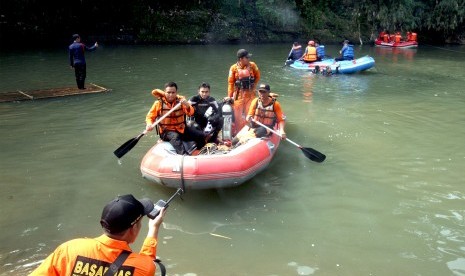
30, 194, 167, 276
246, 83, 286, 140
146, 81, 195, 154
226, 49, 261, 134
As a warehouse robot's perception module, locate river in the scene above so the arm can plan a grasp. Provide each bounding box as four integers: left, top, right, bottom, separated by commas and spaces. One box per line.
1, 43, 464, 275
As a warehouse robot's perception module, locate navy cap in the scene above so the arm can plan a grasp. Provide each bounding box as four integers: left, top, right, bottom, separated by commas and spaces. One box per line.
100, 194, 154, 234
258, 83, 271, 92
237, 49, 251, 58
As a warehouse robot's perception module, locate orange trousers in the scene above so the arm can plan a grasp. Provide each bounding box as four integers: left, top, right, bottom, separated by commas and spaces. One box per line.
232, 93, 255, 135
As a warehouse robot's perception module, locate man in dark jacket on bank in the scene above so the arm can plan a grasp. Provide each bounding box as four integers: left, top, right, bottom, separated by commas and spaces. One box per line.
69, 34, 98, 89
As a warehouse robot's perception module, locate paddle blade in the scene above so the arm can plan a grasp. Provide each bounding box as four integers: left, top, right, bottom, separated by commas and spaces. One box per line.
301, 147, 326, 163
113, 133, 144, 158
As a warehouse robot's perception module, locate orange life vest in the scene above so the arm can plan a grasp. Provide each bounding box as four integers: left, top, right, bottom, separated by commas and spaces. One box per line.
303, 46, 317, 62
395, 34, 401, 43
158, 99, 186, 133
253, 97, 277, 127
383, 34, 389, 42
407, 32, 412, 41
411, 33, 417, 41
235, 64, 255, 90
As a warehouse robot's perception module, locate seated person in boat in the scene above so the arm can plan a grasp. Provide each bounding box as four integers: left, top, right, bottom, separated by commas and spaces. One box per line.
335, 39, 354, 61
145, 82, 194, 154
245, 83, 286, 140
300, 40, 318, 63
186, 82, 222, 149
285, 42, 303, 65
315, 42, 325, 61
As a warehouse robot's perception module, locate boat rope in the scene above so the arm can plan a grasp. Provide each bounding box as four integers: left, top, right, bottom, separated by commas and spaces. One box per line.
180, 155, 186, 192
422, 44, 465, 54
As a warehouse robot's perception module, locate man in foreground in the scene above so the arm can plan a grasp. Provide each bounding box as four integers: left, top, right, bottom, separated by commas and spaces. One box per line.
31, 194, 167, 275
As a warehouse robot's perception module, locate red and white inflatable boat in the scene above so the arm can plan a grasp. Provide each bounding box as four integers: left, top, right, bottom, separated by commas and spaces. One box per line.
140, 127, 281, 190
375, 39, 418, 48
374, 32, 418, 48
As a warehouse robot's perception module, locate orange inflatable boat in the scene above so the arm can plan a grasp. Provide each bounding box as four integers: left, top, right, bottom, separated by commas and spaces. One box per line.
140, 126, 281, 190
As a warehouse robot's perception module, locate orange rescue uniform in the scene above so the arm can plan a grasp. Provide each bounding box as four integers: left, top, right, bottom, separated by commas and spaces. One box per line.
146, 97, 194, 134
30, 235, 158, 276
228, 62, 260, 134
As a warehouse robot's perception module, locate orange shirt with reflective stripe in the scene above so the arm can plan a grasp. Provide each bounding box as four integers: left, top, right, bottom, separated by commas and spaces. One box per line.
145, 97, 194, 134
30, 235, 158, 276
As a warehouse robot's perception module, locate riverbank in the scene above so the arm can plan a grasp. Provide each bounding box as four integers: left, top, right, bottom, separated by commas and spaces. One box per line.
2, 1, 465, 50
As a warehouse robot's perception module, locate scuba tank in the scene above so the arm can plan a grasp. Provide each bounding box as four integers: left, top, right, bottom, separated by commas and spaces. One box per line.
222, 101, 233, 141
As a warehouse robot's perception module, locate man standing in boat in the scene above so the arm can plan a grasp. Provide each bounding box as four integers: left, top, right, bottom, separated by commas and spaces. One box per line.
226, 49, 261, 135
31, 194, 167, 276
146, 82, 195, 154
246, 83, 286, 140
68, 34, 98, 89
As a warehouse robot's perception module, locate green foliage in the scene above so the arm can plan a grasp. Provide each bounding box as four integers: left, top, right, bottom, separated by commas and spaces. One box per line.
425, 0, 465, 34
1, 0, 464, 46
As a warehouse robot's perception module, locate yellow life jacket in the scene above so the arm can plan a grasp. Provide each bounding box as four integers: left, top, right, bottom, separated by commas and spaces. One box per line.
253, 97, 277, 127
158, 99, 185, 133
303, 46, 317, 62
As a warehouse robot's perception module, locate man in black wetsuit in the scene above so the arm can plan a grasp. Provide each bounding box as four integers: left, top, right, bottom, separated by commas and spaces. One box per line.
186, 82, 222, 149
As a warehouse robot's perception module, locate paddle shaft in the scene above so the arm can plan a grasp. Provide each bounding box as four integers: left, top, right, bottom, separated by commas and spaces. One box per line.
251, 119, 293, 143
283, 47, 293, 67
113, 101, 183, 158
252, 119, 326, 163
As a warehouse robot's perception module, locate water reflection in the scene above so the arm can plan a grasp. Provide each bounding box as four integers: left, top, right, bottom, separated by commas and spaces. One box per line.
374, 47, 417, 62
1, 44, 465, 276
301, 75, 314, 103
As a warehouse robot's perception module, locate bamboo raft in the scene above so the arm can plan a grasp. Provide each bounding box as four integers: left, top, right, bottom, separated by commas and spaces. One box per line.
0, 83, 110, 103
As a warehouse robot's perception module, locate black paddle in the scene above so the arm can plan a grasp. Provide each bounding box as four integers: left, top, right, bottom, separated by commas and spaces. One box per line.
282, 47, 293, 67
114, 102, 182, 158
252, 119, 326, 163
